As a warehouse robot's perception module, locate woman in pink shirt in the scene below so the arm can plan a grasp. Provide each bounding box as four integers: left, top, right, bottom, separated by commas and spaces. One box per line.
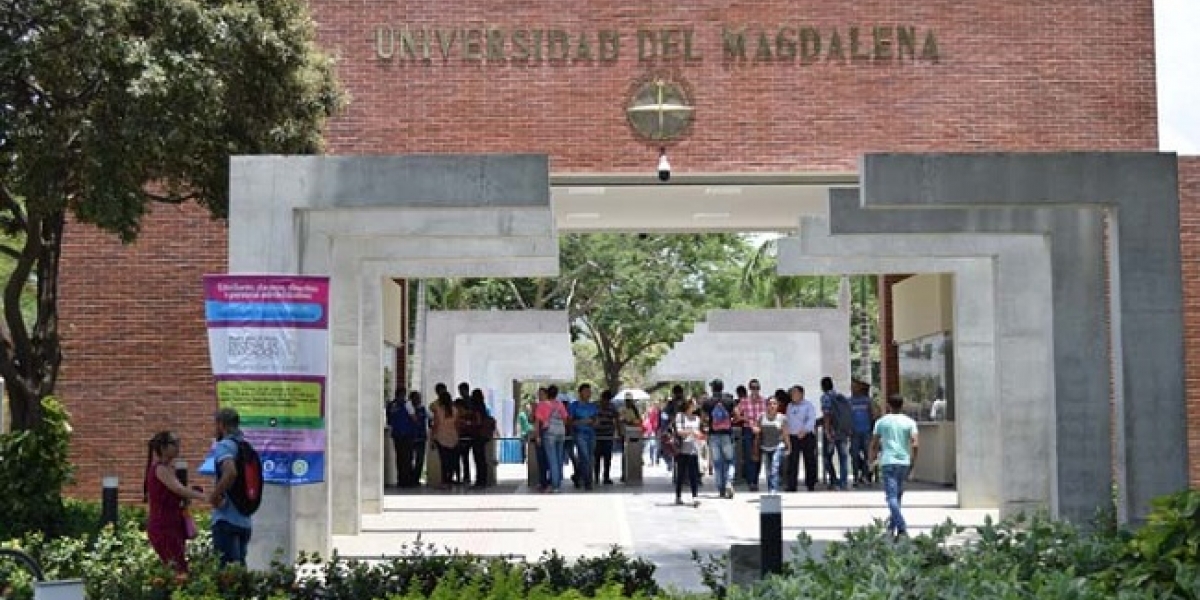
532, 385, 570, 492
644, 404, 661, 465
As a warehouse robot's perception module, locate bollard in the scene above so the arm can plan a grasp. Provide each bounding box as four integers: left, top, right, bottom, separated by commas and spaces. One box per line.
100, 476, 119, 528
175, 460, 188, 486
760, 494, 782, 576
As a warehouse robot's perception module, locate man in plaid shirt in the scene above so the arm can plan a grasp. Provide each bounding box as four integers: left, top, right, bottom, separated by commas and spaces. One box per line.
736, 378, 768, 492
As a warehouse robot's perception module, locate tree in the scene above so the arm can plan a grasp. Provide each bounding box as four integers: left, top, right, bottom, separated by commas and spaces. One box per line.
558, 233, 748, 392
739, 236, 840, 308
421, 234, 751, 392
0, 0, 341, 430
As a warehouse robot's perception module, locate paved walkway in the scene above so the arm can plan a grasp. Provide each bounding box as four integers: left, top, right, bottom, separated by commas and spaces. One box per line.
334, 461, 997, 591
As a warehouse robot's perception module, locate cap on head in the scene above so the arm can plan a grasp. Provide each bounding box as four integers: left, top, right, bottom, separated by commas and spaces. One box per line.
709, 378, 724, 390
215, 407, 240, 429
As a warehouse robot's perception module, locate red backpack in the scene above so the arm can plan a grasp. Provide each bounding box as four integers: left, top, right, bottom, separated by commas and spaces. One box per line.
228, 440, 264, 516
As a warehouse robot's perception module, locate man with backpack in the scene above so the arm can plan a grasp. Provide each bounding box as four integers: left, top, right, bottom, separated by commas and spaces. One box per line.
820, 376, 854, 491
208, 407, 260, 566
704, 379, 737, 499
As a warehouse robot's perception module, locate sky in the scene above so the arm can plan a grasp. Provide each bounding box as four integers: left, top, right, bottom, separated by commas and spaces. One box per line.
1157, 0, 1199, 154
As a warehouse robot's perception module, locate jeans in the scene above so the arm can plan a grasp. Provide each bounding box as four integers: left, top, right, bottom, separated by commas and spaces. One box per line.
543, 433, 565, 490
471, 438, 488, 487
211, 520, 251, 566
762, 446, 785, 493
850, 432, 871, 483
536, 438, 550, 487
674, 454, 700, 499
574, 429, 596, 487
740, 427, 761, 487
832, 437, 850, 489
646, 436, 659, 465
413, 438, 426, 485
882, 464, 910, 534
821, 429, 837, 484
594, 438, 614, 482
436, 442, 457, 486
709, 434, 735, 492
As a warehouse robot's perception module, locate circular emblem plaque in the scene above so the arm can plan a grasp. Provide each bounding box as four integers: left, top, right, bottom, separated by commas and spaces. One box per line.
625, 75, 695, 141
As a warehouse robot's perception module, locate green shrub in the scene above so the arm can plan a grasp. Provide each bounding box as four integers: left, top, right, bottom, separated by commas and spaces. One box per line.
1107, 489, 1200, 598
0, 397, 74, 540
1, 530, 660, 600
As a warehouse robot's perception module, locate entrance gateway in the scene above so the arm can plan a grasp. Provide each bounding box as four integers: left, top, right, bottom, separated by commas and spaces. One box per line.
227, 152, 1186, 567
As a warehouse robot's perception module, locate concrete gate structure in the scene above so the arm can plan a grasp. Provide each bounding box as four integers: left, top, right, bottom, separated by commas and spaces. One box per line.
225, 151, 1187, 567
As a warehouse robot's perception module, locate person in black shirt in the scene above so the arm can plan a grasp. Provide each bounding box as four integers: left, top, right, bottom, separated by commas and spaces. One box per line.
593, 390, 619, 485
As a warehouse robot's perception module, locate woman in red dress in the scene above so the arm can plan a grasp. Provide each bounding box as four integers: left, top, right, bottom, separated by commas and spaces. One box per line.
143, 431, 205, 574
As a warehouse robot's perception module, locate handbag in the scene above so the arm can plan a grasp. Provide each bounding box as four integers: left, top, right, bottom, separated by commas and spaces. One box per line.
183, 509, 198, 540
659, 429, 680, 458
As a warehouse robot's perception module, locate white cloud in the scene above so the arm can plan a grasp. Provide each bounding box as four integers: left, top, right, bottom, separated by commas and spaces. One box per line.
1156, 0, 1200, 155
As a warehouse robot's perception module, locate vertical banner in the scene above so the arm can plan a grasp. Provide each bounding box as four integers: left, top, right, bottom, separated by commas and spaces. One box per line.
203, 275, 330, 485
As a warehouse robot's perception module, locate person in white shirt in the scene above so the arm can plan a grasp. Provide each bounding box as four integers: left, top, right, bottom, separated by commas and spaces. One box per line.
784, 385, 819, 492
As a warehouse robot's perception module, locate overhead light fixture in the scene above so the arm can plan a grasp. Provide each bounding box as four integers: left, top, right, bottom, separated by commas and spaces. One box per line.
703, 187, 743, 196
566, 187, 606, 196
692, 212, 731, 219
565, 212, 602, 220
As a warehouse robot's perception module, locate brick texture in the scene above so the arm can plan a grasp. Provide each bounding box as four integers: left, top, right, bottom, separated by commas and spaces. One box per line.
56, 0, 1180, 498
1180, 157, 1200, 488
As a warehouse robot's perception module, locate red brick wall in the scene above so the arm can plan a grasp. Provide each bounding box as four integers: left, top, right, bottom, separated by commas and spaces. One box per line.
56, 0, 1168, 497
315, 0, 1158, 167
58, 204, 227, 496
1180, 157, 1200, 488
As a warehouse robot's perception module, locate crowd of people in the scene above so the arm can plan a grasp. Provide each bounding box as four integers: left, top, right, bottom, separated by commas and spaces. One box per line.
387, 381, 498, 490
384, 375, 919, 538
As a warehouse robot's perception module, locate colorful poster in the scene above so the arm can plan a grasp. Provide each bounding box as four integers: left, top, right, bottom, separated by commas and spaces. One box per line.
203, 275, 329, 485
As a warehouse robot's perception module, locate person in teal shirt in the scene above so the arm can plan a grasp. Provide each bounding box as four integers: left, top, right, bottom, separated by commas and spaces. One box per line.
518, 402, 534, 463
870, 395, 919, 539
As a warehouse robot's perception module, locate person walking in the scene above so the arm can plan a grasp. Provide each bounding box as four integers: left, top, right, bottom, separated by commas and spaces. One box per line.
643, 400, 660, 466
759, 392, 792, 494
871, 395, 919, 539
784, 385, 819, 492
704, 379, 737, 499
144, 431, 206, 575
534, 385, 570, 493
208, 408, 254, 566
673, 398, 704, 506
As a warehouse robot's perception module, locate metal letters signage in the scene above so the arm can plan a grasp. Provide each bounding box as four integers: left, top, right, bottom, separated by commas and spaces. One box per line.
372, 25, 941, 65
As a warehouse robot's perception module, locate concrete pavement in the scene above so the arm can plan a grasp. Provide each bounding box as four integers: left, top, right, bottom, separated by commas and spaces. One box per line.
334, 460, 997, 591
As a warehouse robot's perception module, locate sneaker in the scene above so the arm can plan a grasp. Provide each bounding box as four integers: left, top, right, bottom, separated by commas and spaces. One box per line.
692, 497, 700, 507
603, 479, 614, 485
675, 497, 684, 506
725, 484, 735, 499
749, 485, 759, 493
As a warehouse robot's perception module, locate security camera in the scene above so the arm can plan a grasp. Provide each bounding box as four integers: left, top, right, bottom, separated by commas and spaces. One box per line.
657, 147, 671, 182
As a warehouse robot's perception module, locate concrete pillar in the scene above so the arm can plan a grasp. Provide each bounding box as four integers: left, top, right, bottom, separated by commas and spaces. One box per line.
853, 152, 1187, 523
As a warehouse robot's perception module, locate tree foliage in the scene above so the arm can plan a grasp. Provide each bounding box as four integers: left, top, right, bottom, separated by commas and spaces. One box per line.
0, 0, 342, 429
428, 233, 751, 391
